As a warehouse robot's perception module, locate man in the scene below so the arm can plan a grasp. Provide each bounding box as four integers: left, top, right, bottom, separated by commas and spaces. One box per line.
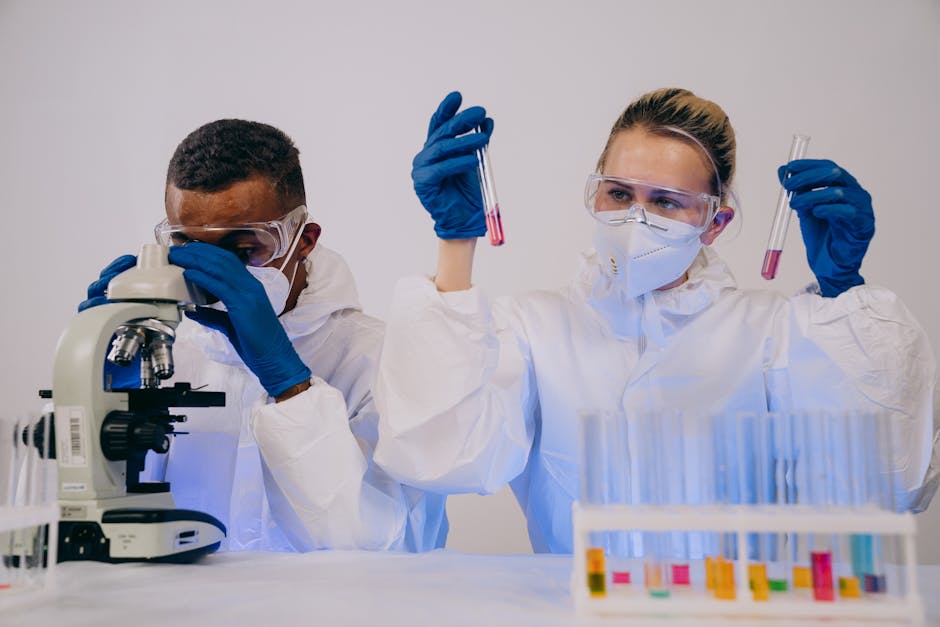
81, 119, 446, 551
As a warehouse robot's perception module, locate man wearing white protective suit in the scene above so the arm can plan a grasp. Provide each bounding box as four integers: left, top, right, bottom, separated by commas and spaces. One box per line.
80, 119, 446, 551
374, 89, 938, 553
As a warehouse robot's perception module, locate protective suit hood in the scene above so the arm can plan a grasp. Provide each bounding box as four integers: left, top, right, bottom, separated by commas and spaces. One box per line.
280, 244, 362, 340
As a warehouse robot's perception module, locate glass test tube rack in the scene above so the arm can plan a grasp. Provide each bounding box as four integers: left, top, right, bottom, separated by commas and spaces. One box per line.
1, 413, 58, 611
571, 503, 922, 624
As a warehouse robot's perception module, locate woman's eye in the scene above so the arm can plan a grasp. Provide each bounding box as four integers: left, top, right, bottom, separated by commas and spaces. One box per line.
608, 189, 632, 203
655, 197, 683, 211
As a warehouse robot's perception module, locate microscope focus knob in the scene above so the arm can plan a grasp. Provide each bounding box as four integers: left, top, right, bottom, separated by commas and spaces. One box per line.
101, 411, 172, 461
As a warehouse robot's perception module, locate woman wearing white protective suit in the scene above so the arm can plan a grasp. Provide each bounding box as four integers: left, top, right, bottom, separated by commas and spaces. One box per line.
374, 89, 938, 553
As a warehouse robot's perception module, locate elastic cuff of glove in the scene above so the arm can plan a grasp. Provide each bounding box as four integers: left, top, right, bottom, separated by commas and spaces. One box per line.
263, 365, 313, 398
434, 225, 487, 240
818, 274, 865, 298
78, 296, 110, 312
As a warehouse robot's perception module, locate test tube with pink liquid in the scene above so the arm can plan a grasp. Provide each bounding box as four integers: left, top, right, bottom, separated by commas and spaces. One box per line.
475, 127, 505, 246
761, 134, 810, 280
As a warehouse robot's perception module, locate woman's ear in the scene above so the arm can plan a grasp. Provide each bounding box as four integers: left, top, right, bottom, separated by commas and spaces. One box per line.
297, 222, 322, 258
700, 207, 734, 245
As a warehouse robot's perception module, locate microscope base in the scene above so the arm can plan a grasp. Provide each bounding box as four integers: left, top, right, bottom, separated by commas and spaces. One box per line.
59, 495, 226, 563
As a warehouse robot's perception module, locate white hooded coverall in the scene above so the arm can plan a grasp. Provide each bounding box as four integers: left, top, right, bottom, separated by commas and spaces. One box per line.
159, 245, 447, 552
374, 248, 937, 554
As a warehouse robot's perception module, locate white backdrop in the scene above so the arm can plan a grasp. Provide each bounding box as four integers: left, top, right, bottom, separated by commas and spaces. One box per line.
1, 0, 938, 560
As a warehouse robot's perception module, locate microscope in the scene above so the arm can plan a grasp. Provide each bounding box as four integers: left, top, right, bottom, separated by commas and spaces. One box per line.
43, 244, 227, 563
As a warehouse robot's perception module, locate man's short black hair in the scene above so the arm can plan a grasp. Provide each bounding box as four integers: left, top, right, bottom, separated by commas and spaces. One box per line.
167, 119, 306, 209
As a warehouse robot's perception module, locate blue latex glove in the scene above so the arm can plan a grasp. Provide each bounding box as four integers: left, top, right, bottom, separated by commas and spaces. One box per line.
412, 91, 494, 239
77, 254, 141, 388
78, 254, 138, 312
168, 242, 311, 398
778, 159, 875, 298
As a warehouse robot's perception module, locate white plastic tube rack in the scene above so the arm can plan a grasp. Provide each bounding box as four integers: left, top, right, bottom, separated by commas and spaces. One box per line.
571, 502, 922, 625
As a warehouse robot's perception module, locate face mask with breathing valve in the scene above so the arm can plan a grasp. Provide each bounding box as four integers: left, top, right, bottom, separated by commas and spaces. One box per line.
584, 126, 727, 298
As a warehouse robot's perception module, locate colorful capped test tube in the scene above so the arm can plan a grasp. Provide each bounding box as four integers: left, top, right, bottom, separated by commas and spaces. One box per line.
811, 550, 835, 602
659, 412, 690, 588
475, 127, 505, 247
860, 412, 890, 595
838, 533, 862, 599
764, 415, 790, 593
761, 134, 811, 280
714, 556, 736, 600
579, 410, 632, 586
839, 574, 862, 598
749, 563, 770, 601
586, 547, 607, 597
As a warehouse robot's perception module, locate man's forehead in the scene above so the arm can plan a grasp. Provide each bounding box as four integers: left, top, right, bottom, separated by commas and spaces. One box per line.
165, 177, 285, 225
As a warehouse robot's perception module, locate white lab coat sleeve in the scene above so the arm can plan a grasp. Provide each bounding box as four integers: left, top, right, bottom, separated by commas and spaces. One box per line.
374, 276, 536, 495
250, 376, 409, 551
788, 283, 937, 511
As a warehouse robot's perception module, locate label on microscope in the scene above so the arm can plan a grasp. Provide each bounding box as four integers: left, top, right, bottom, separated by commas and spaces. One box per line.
57, 406, 87, 467
60, 504, 88, 519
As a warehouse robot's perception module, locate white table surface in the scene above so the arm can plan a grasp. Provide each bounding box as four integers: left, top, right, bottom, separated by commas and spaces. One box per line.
3, 551, 939, 626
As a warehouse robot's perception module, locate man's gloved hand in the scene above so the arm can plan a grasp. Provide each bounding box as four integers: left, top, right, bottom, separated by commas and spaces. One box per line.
78, 254, 138, 312
778, 159, 875, 298
77, 255, 141, 388
168, 243, 311, 398
412, 91, 494, 240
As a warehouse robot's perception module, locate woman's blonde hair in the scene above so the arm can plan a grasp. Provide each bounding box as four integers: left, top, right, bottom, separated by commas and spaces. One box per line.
597, 88, 736, 199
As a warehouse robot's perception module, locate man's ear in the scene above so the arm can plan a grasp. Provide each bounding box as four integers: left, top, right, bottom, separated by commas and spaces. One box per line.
700, 207, 734, 246
297, 222, 322, 258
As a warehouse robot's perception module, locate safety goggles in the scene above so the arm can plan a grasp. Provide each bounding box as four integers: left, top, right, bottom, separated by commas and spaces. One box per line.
154, 205, 307, 267
584, 175, 720, 241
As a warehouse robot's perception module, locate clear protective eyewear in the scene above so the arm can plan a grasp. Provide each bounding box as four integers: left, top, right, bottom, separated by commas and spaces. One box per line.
154, 205, 308, 267
584, 174, 720, 241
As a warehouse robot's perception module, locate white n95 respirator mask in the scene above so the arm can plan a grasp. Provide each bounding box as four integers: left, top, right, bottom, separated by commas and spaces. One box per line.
245, 265, 293, 315
208, 223, 304, 316
593, 221, 702, 299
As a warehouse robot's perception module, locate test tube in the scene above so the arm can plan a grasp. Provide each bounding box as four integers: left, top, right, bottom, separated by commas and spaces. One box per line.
835, 412, 863, 599
699, 414, 721, 594
475, 127, 505, 247
606, 412, 632, 588
861, 412, 890, 594
579, 410, 632, 587
579, 411, 610, 557
766, 412, 791, 593
813, 413, 838, 603
747, 413, 772, 601
790, 412, 814, 594
761, 134, 811, 280
663, 412, 690, 587
711, 413, 736, 601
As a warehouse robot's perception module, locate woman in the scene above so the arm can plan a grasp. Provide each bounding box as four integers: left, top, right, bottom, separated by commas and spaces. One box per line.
374, 89, 936, 553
